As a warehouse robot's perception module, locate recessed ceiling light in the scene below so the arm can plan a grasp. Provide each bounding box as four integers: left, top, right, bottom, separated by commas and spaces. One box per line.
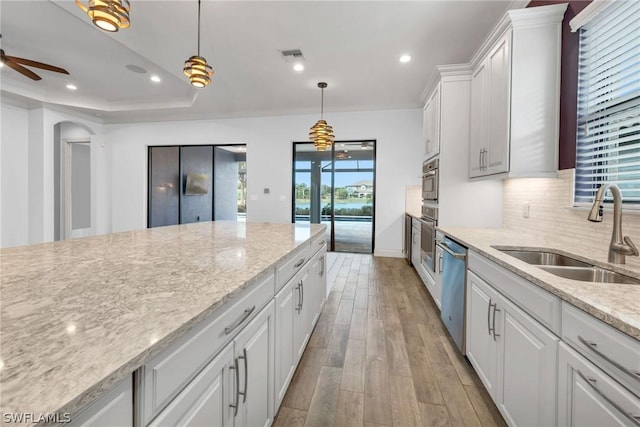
399, 54, 412, 63
126, 64, 147, 74
66, 84, 77, 90
293, 63, 304, 72
150, 75, 161, 83
0, 62, 4, 68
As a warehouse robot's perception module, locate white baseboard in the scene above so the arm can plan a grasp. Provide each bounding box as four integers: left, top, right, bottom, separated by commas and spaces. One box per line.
373, 249, 405, 258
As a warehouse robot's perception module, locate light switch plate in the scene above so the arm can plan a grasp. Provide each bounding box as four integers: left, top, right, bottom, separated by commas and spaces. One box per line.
522, 202, 530, 218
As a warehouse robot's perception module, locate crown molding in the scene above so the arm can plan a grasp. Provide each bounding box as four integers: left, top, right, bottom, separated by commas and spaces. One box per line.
420, 63, 472, 103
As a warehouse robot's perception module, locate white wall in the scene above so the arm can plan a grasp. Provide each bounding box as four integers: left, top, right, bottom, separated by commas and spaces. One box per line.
106, 109, 422, 257
1, 103, 30, 248
0, 101, 106, 248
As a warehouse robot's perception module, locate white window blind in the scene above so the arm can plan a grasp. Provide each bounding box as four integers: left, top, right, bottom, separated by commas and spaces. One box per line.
574, 0, 640, 205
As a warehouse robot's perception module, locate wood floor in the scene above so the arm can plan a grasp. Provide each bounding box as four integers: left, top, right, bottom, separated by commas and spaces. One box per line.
273, 253, 507, 427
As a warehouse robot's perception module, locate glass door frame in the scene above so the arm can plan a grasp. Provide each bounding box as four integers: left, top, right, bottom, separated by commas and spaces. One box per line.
291, 140, 377, 253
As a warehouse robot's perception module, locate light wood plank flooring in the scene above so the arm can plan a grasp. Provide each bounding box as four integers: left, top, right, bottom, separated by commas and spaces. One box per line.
274, 253, 506, 427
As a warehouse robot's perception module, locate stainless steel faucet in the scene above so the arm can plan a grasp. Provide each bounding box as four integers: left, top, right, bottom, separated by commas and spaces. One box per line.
587, 183, 639, 264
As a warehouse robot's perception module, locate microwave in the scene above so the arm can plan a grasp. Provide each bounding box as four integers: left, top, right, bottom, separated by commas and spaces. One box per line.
422, 159, 439, 201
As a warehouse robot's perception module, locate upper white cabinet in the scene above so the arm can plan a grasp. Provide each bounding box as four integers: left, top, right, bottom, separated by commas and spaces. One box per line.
423, 84, 441, 161
469, 3, 567, 179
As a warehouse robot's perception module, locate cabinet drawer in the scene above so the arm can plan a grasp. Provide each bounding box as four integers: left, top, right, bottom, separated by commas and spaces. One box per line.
275, 243, 310, 293
558, 341, 640, 426
142, 271, 275, 424
562, 302, 640, 397
310, 232, 327, 256
468, 251, 561, 334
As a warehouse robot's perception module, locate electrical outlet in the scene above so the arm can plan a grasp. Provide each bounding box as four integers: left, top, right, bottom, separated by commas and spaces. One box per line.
522, 202, 530, 219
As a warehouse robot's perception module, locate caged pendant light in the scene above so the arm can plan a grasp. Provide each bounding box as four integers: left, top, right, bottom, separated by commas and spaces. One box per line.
75, 0, 130, 32
183, 0, 214, 88
309, 82, 335, 151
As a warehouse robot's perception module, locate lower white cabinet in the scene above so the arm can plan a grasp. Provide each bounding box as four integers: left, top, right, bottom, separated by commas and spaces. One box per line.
274, 249, 326, 409
466, 270, 559, 426
69, 378, 133, 427
411, 222, 421, 268
148, 346, 233, 427
558, 342, 640, 427
233, 300, 275, 427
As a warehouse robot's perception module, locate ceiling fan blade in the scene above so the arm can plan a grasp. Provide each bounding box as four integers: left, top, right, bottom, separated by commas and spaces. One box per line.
6, 56, 69, 75
4, 59, 41, 81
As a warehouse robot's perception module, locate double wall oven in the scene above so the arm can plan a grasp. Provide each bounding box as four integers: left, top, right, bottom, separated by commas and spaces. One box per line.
421, 159, 439, 274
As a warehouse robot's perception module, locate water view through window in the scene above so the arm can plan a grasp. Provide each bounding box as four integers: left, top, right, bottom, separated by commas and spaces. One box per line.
293, 141, 375, 253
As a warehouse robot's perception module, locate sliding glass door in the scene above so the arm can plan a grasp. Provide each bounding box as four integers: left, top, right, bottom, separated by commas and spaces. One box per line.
293, 141, 376, 253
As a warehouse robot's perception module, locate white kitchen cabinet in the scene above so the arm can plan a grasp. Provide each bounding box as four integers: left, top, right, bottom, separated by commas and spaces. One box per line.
148, 346, 233, 427
433, 236, 444, 309
558, 342, 640, 427
411, 219, 421, 268
233, 300, 275, 427
468, 3, 567, 179
423, 84, 441, 161
274, 272, 298, 408
466, 270, 500, 399
495, 290, 559, 427
466, 270, 559, 426
68, 378, 133, 427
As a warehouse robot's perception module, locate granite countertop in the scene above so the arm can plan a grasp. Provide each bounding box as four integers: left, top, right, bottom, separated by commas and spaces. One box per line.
0, 221, 325, 424
438, 227, 640, 340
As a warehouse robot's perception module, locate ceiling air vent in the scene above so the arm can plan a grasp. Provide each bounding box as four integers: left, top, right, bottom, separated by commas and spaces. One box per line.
280, 49, 304, 63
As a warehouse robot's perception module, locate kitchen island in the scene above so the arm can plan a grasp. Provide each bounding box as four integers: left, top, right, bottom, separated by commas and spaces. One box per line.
0, 221, 326, 426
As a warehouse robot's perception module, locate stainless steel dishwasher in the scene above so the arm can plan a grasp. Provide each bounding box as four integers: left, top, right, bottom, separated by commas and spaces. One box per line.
438, 237, 468, 353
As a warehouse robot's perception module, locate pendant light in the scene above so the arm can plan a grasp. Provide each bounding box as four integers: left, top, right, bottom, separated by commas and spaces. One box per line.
183, 0, 214, 88
75, 0, 130, 32
309, 82, 335, 151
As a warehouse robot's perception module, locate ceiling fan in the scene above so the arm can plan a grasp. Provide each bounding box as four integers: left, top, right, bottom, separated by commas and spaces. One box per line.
0, 35, 69, 81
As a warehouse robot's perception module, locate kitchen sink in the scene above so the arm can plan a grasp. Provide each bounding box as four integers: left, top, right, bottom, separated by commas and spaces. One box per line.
538, 266, 640, 285
498, 249, 591, 267
495, 247, 640, 285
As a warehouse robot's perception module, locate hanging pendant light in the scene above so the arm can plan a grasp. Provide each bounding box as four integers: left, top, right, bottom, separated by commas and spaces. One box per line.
309, 82, 335, 151
75, 0, 130, 32
183, 0, 214, 88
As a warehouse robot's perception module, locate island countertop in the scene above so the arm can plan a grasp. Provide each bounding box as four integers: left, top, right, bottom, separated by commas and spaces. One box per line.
0, 221, 326, 424
437, 227, 640, 341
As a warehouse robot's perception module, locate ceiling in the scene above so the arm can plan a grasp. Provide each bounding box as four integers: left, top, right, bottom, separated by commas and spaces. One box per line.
0, 0, 525, 124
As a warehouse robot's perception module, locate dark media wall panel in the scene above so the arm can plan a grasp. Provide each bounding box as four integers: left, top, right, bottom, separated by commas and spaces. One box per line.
148, 146, 180, 228
181, 146, 214, 224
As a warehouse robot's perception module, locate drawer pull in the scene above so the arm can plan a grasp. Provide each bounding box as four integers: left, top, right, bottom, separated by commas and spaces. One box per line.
224, 306, 256, 335
229, 357, 240, 416
487, 298, 493, 336
294, 258, 306, 268
578, 335, 640, 384
492, 305, 501, 341
319, 240, 326, 246
577, 370, 640, 426
239, 348, 248, 403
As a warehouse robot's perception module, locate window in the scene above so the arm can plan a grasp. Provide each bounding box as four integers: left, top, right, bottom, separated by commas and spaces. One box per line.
573, 0, 640, 206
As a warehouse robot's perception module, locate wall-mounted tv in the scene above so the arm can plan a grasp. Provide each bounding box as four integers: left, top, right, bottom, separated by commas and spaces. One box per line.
184, 173, 209, 195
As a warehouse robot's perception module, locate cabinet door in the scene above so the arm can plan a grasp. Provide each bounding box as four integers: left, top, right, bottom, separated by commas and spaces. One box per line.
149, 345, 233, 427
466, 271, 499, 398
434, 244, 443, 309
411, 226, 421, 267
423, 102, 431, 159
469, 61, 487, 178
485, 30, 511, 176
308, 251, 326, 328
234, 301, 275, 427
558, 342, 640, 427
69, 378, 133, 427
496, 293, 559, 427
294, 269, 311, 363
274, 279, 296, 409
424, 85, 441, 160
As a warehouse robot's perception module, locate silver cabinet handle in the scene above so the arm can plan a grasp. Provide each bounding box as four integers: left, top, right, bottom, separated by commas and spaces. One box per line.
239, 348, 248, 404
300, 279, 304, 311
492, 305, 501, 341
578, 335, 640, 384
487, 298, 493, 336
479, 148, 483, 170
576, 370, 640, 426
224, 306, 255, 335
318, 240, 326, 246
319, 255, 325, 277
295, 281, 302, 313
294, 258, 305, 268
438, 254, 443, 273
229, 357, 240, 416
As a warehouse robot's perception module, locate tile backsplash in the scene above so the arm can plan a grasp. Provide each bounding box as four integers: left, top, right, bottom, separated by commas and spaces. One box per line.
503, 169, 640, 270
